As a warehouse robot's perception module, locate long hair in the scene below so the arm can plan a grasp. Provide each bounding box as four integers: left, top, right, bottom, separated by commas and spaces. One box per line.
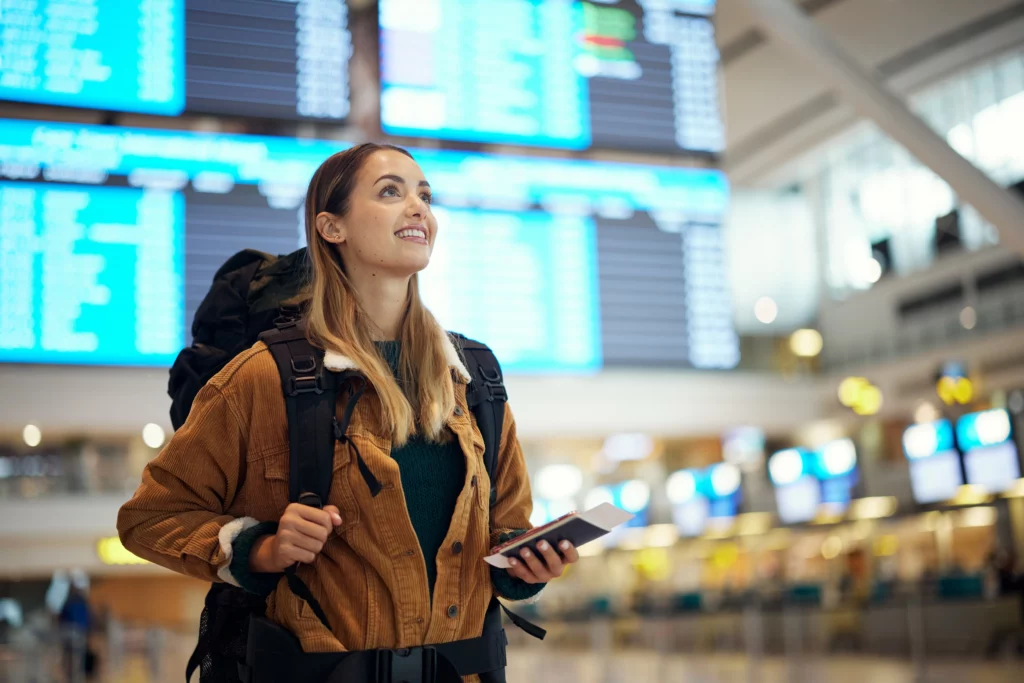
303, 143, 455, 446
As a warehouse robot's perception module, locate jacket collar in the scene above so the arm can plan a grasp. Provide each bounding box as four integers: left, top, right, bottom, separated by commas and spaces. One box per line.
322, 325, 472, 384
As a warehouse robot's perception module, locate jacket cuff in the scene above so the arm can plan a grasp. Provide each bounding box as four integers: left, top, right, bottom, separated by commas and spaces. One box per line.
217, 518, 281, 597
490, 529, 546, 602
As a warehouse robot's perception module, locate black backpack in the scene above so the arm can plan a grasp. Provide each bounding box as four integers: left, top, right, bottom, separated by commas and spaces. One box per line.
172, 248, 539, 683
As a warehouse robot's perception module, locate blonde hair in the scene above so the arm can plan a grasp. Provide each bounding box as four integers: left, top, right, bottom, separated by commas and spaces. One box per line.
303, 143, 455, 446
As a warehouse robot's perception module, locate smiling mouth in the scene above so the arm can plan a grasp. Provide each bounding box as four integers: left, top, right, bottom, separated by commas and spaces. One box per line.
395, 226, 428, 243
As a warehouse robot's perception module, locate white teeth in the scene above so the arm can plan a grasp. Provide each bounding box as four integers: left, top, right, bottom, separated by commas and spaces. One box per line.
396, 228, 426, 240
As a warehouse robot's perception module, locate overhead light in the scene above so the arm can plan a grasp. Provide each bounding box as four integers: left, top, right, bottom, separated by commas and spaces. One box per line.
789, 329, 823, 358
535, 464, 583, 500
666, 469, 698, 505
142, 423, 166, 449
22, 425, 41, 448
914, 402, 941, 424
853, 386, 883, 416
838, 377, 869, 407
849, 496, 898, 520
754, 296, 778, 324
959, 306, 977, 330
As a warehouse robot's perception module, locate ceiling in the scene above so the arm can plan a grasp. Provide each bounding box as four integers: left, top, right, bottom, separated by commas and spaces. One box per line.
713, 0, 1024, 185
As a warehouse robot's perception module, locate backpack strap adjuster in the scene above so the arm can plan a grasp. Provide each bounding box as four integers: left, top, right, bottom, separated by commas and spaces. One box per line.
287, 375, 324, 396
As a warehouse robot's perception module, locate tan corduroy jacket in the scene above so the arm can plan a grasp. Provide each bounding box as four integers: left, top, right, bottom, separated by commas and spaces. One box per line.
117, 330, 535, 667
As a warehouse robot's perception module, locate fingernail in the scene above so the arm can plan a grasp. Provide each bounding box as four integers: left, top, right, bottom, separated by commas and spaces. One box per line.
509, 558, 518, 566
560, 541, 571, 551
332, 513, 342, 525
537, 541, 549, 551
521, 550, 531, 558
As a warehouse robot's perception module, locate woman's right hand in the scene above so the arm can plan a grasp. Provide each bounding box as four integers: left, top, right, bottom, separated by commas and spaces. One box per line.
250, 503, 342, 573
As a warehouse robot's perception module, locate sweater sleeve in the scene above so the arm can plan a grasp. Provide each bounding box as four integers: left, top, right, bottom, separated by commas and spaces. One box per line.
489, 529, 546, 601
227, 521, 283, 598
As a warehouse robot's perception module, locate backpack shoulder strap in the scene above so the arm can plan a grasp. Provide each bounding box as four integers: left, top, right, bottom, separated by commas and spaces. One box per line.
258, 320, 338, 508
452, 334, 507, 509
256, 319, 338, 633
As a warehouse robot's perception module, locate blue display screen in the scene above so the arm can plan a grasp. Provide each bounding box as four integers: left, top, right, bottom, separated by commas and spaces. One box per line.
0, 182, 184, 366
0, 118, 734, 371
379, 0, 724, 154
0, 0, 185, 115
0, 1, 352, 121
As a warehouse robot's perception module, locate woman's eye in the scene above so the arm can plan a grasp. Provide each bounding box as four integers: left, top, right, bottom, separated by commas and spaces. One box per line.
380, 185, 399, 197
420, 193, 433, 204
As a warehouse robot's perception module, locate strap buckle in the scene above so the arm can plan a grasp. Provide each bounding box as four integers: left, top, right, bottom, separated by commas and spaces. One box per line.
287, 375, 324, 396
378, 646, 437, 683
478, 366, 507, 403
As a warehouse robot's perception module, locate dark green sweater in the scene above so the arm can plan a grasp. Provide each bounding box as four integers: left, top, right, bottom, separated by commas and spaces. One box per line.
230, 341, 542, 603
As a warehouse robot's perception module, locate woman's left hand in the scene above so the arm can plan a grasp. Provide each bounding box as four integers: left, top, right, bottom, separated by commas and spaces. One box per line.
506, 540, 580, 584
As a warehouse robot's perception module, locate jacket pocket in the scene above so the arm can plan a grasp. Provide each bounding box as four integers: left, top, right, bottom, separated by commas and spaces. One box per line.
246, 448, 291, 519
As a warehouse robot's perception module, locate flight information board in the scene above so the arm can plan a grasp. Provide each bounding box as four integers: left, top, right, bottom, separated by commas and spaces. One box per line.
0, 181, 183, 366
0, 0, 351, 120
379, 0, 723, 154
0, 119, 735, 371
0, 0, 185, 115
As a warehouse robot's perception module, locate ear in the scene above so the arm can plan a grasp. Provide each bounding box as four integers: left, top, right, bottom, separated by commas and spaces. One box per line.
315, 212, 347, 244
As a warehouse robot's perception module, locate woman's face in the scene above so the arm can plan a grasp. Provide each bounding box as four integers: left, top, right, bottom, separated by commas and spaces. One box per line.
320, 149, 437, 279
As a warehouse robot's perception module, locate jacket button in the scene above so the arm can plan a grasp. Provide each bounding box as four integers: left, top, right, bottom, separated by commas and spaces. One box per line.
447, 605, 459, 618
454, 406, 464, 416
452, 541, 463, 555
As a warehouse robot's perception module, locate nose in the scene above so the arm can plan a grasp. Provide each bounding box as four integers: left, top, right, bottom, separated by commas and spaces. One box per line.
406, 194, 427, 217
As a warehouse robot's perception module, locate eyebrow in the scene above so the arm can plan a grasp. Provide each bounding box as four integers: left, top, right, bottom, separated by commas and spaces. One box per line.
374, 174, 430, 188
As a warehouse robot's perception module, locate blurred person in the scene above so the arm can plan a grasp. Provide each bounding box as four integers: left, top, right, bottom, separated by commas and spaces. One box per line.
58, 584, 96, 681
117, 143, 580, 683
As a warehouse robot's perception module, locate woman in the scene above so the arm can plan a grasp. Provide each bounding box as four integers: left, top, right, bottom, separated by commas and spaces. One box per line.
117, 143, 579, 681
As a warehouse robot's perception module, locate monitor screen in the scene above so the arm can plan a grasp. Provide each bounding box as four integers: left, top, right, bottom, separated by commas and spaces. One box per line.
379, 0, 723, 154
0, 0, 185, 115
0, 118, 736, 371
775, 475, 821, 525
0, 0, 351, 121
909, 450, 964, 504
964, 443, 1021, 494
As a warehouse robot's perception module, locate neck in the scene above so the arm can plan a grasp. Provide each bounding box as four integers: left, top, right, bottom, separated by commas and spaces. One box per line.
347, 268, 410, 341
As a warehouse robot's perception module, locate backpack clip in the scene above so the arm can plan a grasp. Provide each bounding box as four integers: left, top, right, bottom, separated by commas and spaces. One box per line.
477, 365, 507, 403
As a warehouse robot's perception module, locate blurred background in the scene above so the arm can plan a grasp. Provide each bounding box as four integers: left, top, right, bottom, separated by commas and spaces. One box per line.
1, 0, 1024, 681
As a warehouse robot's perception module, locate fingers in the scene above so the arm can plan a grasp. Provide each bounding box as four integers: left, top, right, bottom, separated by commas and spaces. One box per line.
284, 517, 330, 543
535, 541, 563, 577
279, 528, 326, 554
558, 540, 580, 564
517, 546, 550, 581
506, 556, 541, 583
322, 505, 343, 527
289, 503, 336, 531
